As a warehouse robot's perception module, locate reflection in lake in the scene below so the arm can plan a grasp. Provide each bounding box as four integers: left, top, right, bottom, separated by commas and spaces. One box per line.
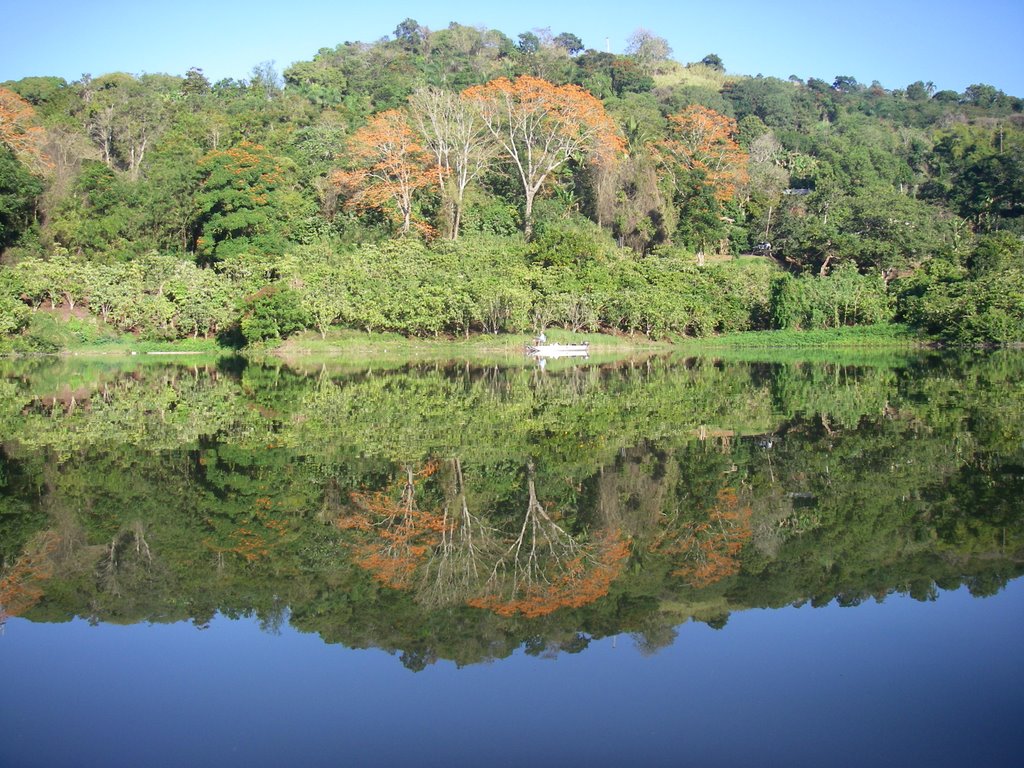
1, 352, 1022, 764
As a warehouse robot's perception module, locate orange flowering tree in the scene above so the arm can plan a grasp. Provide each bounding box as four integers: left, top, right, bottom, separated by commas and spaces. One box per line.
464, 464, 629, 618
332, 109, 441, 236
463, 75, 623, 238
467, 526, 630, 619
0, 86, 50, 172
658, 105, 749, 202
338, 462, 448, 589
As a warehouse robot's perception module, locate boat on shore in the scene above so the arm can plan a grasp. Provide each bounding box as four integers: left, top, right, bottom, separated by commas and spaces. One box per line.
525, 342, 590, 358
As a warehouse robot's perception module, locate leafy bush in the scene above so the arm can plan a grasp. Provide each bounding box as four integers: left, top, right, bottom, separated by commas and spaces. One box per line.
899, 268, 1024, 344
241, 285, 308, 342
0, 294, 30, 336
527, 220, 619, 267
461, 198, 520, 237
771, 264, 893, 330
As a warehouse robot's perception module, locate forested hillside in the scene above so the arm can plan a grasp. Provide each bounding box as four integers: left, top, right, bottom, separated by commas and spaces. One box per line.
1, 20, 1022, 346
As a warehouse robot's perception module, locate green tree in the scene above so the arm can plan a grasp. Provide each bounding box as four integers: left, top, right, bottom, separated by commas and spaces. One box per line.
0, 146, 42, 249
194, 141, 309, 263
240, 284, 308, 342
553, 33, 584, 55
700, 54, 724, 72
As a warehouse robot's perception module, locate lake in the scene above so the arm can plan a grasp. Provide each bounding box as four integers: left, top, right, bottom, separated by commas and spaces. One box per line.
1, 350, 1022, 767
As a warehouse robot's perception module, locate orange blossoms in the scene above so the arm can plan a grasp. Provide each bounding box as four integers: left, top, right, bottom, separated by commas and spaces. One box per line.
659, 105, 748, 201
331, 110, 441, 235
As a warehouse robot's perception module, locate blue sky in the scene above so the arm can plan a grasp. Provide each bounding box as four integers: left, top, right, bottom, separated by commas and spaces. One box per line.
3, 0, 1022, 95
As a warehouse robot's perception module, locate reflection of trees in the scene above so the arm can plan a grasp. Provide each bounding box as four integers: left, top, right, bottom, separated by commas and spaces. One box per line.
418, 458, 500, 607
0, 530, 58, 627
3, 355, 1024, 665
339, 460, 630, 617
340, 462, 447, 590
97, 520, 153, 596
203, 499, 291, 567
652, 488, 752, 588
468, 462, 629, 618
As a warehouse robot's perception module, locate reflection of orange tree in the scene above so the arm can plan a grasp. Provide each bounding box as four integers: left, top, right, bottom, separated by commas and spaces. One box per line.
653, 488, 752, 588
339, 460, 629, 617
466, 463, 630, 618
418, 458, 501, 607
0, 531, 59, 626
203, 496, 291, 565
339, 462, 447, 590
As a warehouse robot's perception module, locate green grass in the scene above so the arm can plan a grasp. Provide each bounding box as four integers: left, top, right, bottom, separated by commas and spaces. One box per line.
269, 328, 667, 359
0, 312, 234, 357
672, 324, 928, 366
681, 324, 924, 349
651, 61, 734, 91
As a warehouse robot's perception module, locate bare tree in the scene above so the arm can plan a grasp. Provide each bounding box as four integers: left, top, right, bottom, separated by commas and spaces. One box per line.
408, 87, 497, 239
625, 28, 673, 73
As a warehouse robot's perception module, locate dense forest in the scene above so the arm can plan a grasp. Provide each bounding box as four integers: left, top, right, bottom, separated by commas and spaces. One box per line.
1, 354, 1021, 666
1, 19, 1023, 347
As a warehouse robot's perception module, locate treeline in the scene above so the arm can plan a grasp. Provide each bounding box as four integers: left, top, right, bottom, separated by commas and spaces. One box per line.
1, 237, 900, 342
1, 20, 1023, 345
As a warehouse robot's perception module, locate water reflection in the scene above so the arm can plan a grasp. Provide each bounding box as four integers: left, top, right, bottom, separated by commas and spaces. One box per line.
1, 352, 1022, 668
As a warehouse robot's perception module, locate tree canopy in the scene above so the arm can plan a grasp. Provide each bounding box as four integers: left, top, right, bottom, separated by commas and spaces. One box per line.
1, 17, 1023, 347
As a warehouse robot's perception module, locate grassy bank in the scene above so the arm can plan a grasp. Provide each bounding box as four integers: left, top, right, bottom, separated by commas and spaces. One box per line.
3, 312, 935, 366
0, 312, 233, 357
266, 328, 669, 364
678, 324, 924, 349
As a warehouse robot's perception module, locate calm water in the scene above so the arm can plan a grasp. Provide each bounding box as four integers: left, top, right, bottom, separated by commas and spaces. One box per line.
1, 351, 1022, 767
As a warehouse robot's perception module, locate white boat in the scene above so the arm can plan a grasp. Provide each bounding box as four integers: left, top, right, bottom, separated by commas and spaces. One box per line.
525, 342, 590, 358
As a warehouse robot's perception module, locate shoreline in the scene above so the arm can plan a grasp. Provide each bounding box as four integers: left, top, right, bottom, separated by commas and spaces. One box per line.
5, 324, 1015, 363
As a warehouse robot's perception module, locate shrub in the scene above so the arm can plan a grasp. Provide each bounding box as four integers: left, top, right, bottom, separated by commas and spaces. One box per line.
241, 285, 308, 342
771, 264, 893, 330
0, 294, 30, 336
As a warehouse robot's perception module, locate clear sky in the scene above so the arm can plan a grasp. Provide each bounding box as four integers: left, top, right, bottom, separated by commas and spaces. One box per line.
3, 0, 1023, 96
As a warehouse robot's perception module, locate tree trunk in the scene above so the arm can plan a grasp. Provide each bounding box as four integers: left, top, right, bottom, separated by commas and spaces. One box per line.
523, 190, 536, 240
451, 203, 462, 241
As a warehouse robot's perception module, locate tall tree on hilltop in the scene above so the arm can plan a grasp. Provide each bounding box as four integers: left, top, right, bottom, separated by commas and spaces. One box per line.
625, 28, 673, 74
